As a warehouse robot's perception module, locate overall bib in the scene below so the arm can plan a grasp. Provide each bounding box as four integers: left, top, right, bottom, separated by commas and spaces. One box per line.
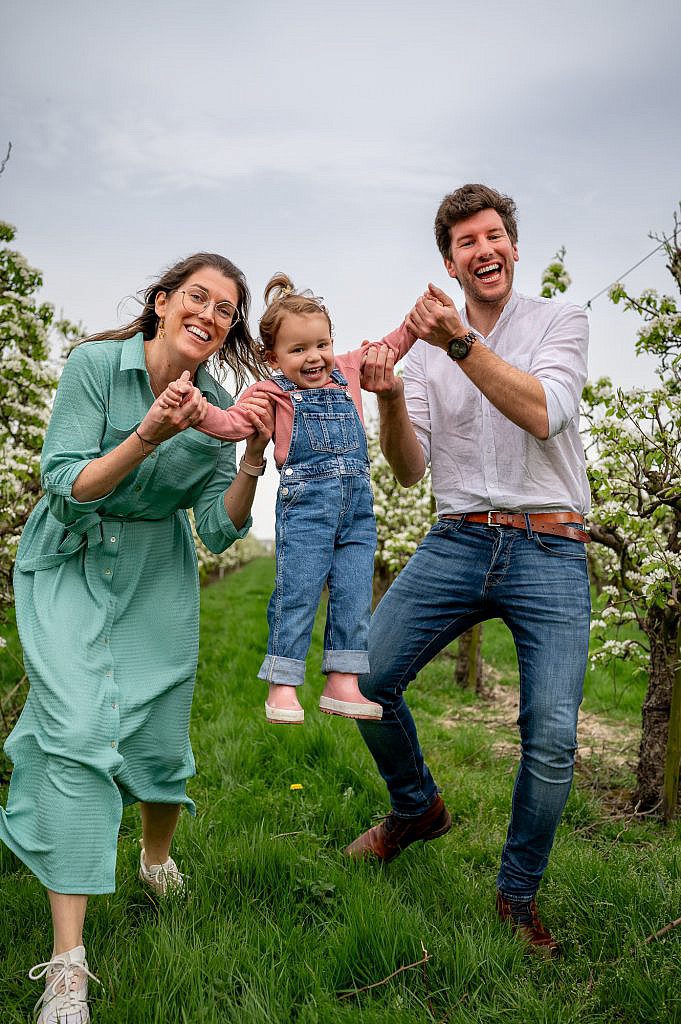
257, 370, 377, 687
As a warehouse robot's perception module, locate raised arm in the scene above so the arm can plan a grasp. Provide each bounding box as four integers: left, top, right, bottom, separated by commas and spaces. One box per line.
67, 361, 209, 504
360, 345, 426, 487
408, 284, 550, 440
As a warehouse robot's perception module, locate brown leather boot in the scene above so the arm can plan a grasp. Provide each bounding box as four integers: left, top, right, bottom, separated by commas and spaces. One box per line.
343, 795, 452, 863
496, 891, 561, 957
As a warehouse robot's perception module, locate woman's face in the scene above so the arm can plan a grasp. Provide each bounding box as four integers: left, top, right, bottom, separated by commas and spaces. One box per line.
154, 266, 240, 369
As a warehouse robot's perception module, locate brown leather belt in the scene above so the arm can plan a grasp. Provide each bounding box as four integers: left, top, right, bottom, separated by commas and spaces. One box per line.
440, 511, 590, 544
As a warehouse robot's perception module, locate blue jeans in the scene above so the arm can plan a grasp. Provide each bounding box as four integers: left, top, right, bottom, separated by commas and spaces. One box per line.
357, 517, 591, 899
258, 473, 376, 685
258, 368, 376, 687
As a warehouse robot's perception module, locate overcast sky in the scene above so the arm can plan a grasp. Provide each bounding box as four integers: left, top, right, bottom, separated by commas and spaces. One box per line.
2, 0, 680, 537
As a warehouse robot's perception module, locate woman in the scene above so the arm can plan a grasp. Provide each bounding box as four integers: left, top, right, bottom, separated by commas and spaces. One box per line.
0, 253, 272, 1023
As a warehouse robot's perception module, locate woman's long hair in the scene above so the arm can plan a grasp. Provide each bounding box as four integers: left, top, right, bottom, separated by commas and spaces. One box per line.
81, 253, 260, 392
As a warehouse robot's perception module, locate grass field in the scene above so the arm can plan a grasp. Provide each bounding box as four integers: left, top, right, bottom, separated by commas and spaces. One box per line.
1, 557, 680, 1023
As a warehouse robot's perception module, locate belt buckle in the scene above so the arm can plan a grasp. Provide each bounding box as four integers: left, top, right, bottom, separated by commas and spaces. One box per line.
487, 509, 502, 526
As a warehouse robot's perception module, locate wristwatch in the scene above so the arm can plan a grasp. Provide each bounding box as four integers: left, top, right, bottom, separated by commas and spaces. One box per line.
446, 330, 477, 361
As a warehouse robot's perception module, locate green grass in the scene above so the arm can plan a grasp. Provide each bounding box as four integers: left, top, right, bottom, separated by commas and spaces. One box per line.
1, 557, 680, 1023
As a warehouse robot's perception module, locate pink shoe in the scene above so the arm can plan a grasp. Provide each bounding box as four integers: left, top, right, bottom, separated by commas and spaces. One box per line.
319, 695, 383, 720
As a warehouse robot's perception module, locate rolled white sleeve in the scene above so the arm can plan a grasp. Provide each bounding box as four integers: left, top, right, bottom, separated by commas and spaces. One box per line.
530, 305, 589, 438
403, 342, 432, 466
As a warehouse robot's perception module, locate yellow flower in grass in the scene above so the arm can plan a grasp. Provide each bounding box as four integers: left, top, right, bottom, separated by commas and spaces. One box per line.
290, 783, 303, 791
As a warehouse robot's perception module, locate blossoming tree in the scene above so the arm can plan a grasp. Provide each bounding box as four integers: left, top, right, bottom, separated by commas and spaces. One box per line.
0, 222, 65, 646
584, 214, 681, 819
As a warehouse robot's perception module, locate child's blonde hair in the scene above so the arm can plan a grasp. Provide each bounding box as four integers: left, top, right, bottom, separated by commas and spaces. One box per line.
259, 272, 333, 356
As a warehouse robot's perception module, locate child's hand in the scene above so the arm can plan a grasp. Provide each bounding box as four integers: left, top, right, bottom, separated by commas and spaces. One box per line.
139, 372, 208, 444
157, 370, 194, 409
358, 340, 372, 369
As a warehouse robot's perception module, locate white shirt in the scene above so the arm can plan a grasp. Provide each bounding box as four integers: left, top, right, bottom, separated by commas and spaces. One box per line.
403, 291, 591, 515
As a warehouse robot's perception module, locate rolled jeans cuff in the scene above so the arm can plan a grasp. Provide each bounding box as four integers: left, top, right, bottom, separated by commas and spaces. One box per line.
257, 655, 305, 686
322, 649, 370, 675
497, 886, 539, 903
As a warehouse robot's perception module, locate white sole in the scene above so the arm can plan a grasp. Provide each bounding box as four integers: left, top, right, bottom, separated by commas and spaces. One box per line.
318, 695, 383, 720
265, 702, 304, 724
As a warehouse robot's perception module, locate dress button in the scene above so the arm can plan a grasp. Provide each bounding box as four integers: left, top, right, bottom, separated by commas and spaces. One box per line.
294, 394, 303, 402
285, 468, 293, 476
282, 488, 289, 496
106, 671, 112, 678
112, 703, 117, 709
110, 537, 117, 543
104, 568, 112, 576
111, 741, 117, 748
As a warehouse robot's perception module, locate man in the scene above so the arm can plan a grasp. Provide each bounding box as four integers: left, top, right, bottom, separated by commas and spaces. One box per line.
349, 183, 591, 956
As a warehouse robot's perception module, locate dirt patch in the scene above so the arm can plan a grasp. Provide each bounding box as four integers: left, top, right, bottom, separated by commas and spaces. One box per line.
439, 683, 637, 768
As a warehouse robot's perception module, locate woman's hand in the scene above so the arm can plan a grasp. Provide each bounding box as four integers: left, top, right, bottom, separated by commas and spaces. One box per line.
139, 371, 208, 445
240, 393, 275, 463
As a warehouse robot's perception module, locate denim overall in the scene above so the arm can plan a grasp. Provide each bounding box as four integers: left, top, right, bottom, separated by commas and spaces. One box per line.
257, 369, 377, 687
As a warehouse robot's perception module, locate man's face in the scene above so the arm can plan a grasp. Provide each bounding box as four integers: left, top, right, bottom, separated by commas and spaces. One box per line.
444, 209, 519, 306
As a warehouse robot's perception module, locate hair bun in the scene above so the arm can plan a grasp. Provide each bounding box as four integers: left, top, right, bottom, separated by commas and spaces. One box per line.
264, 272, 296, 307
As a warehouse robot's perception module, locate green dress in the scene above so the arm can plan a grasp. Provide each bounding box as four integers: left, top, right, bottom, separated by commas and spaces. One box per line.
0, 334, 249, 894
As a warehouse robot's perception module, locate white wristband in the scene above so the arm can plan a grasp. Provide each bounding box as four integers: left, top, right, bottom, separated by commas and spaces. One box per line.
239, 456, 267, 477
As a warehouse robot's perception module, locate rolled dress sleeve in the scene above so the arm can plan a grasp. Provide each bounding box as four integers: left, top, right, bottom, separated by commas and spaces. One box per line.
530, 304, 589, 439
41, 345, 115, 524
192, 424, 252, 553
185, 372, 251, 552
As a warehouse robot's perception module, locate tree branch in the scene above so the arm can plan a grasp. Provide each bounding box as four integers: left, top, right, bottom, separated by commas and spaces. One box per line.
0, 141, 11, 177
337, 947, 431, 1000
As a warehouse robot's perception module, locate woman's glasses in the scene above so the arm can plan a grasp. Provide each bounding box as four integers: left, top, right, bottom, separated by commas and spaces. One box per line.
180, 288, 240, 327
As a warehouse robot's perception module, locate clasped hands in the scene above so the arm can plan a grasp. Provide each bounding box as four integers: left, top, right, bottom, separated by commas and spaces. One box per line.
360, 283, 464, 397
141, 372, 274, 461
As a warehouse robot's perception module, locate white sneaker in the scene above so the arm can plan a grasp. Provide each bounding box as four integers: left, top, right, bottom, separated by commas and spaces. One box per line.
139, 847, 185, 896
30, 945, 100, 1024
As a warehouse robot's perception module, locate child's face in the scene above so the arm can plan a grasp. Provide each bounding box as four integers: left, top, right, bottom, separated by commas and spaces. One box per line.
266, 312, 335, 389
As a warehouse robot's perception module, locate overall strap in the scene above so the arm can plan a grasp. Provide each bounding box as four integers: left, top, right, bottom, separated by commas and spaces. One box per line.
270, 374, 297, 393
330, 368, 348, 387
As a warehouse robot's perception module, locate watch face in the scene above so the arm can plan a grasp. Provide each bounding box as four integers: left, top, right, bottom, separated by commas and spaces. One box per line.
448, 336, 470, 359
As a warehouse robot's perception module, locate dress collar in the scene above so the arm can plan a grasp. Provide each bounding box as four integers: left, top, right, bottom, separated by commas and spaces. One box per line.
119, 332, 222, 402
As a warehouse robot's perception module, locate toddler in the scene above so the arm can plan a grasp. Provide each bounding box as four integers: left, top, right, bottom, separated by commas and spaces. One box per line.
164, 274, 416, 724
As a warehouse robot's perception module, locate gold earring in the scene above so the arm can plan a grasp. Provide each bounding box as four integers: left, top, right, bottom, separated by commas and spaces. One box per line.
158, 317, 166, 341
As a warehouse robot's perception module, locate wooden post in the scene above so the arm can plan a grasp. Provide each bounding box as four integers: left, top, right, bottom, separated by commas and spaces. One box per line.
455, 624, 484, 693
467, 624, 481, 690
662, 626, 681, 822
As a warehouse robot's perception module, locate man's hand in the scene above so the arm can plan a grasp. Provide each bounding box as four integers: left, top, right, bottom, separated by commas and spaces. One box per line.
359, 342, 404, 400
406, 283, 465, 349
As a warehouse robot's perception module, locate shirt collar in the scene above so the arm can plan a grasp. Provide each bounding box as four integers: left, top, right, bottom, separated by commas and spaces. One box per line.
460, 289, 520, 337
119, 332, 222, 403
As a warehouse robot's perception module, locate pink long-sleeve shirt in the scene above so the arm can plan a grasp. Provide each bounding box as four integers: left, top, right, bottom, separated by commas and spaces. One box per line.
197, 322, 416, 468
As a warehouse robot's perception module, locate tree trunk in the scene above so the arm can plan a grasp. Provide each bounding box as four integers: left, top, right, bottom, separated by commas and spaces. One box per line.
634, 606, 680, 813
372, 565, 394, 609
662, 626, 681, 821
455, 624, 485, 695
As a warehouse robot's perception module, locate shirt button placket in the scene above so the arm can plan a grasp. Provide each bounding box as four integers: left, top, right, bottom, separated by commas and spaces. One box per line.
103, 529, 120, 751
